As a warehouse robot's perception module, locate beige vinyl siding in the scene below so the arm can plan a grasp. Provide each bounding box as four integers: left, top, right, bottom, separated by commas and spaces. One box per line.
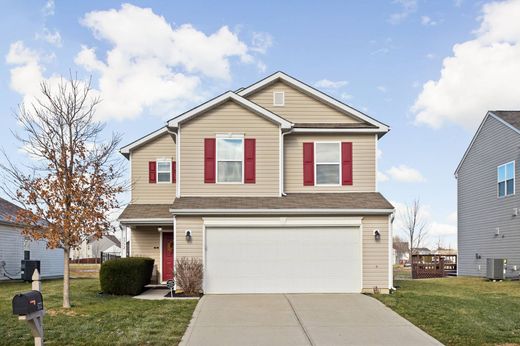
130, 133, 176, 204
285, 133, 376, 192
362, 215, 390, 292
457, 115, 520, 276
176, 216, 203, 259
130, 226, 162, 279
180, 100, 280, 196
174, 215, 390, 292
247, 81, 362, 124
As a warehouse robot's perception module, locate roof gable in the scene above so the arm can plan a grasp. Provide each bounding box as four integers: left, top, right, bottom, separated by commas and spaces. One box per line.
238, 71, 389, 133
167, 91, 292, 129
0, 197, 23, 225
455, 111, 520, 175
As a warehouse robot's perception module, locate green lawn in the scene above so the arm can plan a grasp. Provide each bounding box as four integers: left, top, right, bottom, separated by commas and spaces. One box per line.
374, 277, 520, 346
0, 278, 197, 345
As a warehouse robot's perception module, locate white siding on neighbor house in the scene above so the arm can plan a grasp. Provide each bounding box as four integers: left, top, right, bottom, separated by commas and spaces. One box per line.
0, 224, 63, 280
458, 115, 520, 277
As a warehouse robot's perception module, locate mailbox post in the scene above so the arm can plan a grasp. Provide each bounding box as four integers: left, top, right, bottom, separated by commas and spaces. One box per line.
13, 269, 45, 346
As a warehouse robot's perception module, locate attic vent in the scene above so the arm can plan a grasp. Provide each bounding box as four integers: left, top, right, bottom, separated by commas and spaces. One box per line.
273, 91, 285, 106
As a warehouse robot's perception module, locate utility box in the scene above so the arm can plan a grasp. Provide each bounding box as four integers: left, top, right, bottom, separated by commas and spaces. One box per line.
21, 260, 40, 282
486, 258, 507, 280
12, 290, 44, 316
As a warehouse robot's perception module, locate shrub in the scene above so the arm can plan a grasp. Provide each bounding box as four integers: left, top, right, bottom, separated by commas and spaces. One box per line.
175, 257, 203, 296
100, 257, 154, 295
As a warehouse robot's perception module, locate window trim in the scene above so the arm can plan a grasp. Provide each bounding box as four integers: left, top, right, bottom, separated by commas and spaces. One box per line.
156, 159, 172, 184
273, 91, 285, 106
216, 135, 244, 184
497, 160, 515, 198
314, 141, 342, 186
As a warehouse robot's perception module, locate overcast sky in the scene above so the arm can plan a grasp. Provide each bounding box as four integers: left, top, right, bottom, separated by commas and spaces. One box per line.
2, 0, 520, 249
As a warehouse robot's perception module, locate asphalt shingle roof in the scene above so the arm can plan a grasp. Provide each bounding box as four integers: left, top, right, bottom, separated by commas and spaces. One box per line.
0, 197, 23, 225
493, 111, 520, 131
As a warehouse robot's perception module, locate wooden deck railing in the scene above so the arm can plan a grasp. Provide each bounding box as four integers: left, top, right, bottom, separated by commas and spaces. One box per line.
411, 255, 457, 279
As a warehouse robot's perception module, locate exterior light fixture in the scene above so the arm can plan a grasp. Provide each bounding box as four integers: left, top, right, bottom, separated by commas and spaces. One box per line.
185, 230, 192, 242
373, 229, 381, 241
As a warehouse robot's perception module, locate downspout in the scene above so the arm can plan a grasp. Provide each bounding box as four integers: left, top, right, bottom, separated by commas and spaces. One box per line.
167, 127, 179, 198
281, 128, 294, 196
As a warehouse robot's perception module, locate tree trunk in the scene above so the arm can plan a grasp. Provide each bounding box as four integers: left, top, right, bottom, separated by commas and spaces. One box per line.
63, 246, 71, 308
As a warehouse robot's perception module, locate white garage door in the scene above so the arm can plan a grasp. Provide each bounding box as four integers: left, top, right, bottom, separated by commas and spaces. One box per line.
204, 227, 361, 294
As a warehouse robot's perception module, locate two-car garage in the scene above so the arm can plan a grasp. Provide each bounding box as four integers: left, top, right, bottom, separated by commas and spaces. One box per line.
203, 218, 362, 294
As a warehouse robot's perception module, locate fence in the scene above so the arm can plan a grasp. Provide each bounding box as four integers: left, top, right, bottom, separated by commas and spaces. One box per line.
411, 254, 457, 279
100, 251, 121, 264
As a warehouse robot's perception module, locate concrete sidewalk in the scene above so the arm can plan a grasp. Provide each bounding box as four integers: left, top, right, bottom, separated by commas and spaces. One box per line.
180, 294, 442, 346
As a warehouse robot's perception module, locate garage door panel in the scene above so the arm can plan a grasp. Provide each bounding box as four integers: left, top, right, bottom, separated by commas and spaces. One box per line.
205, 227, 361, 294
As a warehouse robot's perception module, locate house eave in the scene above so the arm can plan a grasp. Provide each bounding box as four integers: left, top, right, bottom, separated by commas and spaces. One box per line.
170, 208, 395, 216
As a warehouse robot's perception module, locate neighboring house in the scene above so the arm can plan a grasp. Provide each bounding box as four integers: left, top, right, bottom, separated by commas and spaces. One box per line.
456, 110, 520, 277
70, 234, 121, 260
433, 247, 457, 256
414, 248, 431, 255
393, 241, 409, 264
119, 71, 394, 294
0, 197, 63, 280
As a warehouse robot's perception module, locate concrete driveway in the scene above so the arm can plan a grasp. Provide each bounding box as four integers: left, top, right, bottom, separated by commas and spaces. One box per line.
180, 294, 442, 346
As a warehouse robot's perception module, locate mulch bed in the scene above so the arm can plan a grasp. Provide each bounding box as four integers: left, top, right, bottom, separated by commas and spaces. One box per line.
164, 292, 203, 298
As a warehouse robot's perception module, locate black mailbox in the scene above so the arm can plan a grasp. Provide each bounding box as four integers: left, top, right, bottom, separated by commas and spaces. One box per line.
12, 290, 44, 316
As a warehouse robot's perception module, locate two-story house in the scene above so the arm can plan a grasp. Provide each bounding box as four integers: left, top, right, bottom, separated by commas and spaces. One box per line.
456, 111, 520, 277
118, 72, 394, 294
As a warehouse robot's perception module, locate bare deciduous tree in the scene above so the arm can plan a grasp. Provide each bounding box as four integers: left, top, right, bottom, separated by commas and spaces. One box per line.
400, 199, 429, 255
0, 75, 124, 308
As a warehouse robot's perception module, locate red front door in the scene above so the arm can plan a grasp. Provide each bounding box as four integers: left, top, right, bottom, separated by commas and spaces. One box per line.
162, 232, 174, 282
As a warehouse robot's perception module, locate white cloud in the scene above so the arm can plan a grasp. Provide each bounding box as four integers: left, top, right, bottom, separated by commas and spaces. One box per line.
5, 41, 44, 97
388, 0, 417, 24
425, 53, 436, 59
429, 222, 457, 236
72, 3, 266, 120
454, 0, 463, 7
377, 148, 383, 159
42, 0, 55, 17
421, 16, 437, 26
386, 164, 426, 183
377, 171, 389, 182
35, 28, 62, 47
377, 85, 387, 93
447, 211, 457, 224
314, 79, 349, 89
413, 0, 520, 130
251, 32, 273, 54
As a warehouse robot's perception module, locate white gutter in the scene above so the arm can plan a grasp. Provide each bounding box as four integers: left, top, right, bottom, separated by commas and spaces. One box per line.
167, 127, 180, 198
281, 128, 294, 196
169, 208, 395, 215
119, 218, 173, 225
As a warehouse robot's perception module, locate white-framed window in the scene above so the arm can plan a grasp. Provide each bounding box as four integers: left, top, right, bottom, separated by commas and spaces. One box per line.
273, 91, 285, 106
157, 160, 171, 183
315, 142, 341, 185
216, 135, 244, 183
498, 161, 515, 197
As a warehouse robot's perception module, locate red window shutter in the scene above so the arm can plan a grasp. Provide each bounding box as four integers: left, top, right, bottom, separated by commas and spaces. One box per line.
204, 138, 216, 183
303, 142, 314, 186
172, 161, 176, 183
342, 142, 353, 185
148, 161, 156, 184
244, 139, 256, 183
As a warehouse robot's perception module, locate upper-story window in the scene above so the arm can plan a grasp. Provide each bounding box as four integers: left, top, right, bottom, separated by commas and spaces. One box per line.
273, 91, 285, 106
157, 160, 172, 183
217, 137, 244, 183
498, 161, 515, 197
315, 142, 341, 185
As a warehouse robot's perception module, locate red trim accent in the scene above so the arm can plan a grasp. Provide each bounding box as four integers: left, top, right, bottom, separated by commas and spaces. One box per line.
342, 142, 353, 185
148, 161, 156, 184
303, 142, 314, 186
244, 139, 256, 183
204, 138, 216, 183
172, 161, 176, 183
